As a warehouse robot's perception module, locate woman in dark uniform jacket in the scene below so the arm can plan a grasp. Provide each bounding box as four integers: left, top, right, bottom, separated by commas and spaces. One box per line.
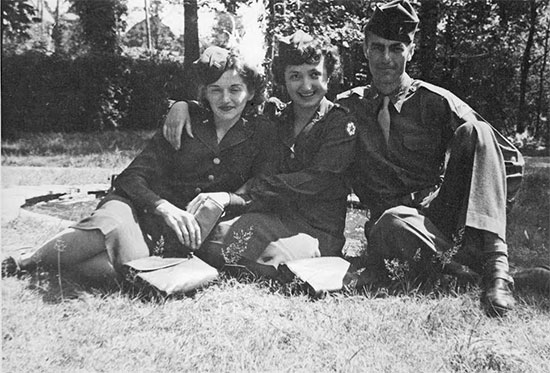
164, 32, 358, 277
2, 46, 278, 281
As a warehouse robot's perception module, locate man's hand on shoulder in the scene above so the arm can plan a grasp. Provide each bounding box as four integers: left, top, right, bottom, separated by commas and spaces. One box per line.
162, 101, 192, 150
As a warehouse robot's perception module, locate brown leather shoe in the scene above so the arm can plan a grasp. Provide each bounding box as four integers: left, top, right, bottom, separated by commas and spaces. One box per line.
482, 278, 515, 317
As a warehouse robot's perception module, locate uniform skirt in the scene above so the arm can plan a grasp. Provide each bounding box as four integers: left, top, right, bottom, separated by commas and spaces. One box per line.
197, 211, 345, 277
71, 198, 151, 271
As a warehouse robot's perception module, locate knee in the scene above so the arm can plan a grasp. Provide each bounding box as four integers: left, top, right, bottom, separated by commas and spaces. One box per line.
369, 207, 412, 252
453, 121, 479, 154
455, 121, 476, 138
372, 206, 417, 234
371, 209, 403, 238
455, 120, 494, 153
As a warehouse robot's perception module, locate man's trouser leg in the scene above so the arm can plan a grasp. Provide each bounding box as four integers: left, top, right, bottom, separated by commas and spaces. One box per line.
365, 121, 514, 315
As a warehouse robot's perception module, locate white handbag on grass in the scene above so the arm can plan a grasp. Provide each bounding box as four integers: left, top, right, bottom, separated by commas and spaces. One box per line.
124, 255, 218, 295
123, 197, 225, 295
278, 256, 353, 295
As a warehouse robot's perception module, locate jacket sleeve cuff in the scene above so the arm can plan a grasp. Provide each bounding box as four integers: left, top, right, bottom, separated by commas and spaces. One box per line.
228, 193, 251, 207
154, 199, 169, 208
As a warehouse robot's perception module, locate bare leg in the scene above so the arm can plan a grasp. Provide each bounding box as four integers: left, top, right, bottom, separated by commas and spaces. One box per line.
18, 228, 106, 271
70, 251, 118, 281
3, 199, 152, 279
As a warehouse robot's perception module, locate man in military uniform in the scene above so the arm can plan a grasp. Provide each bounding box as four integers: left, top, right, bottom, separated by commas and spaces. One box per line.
337, 0, 522, 316
160, 1, 522, 315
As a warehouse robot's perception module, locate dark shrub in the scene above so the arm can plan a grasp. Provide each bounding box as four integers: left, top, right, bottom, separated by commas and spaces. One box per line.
1, 52, 196, 137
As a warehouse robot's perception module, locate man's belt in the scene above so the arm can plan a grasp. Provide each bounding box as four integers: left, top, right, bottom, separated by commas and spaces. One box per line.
387, 185, 439, 209
402, 186, 438, 206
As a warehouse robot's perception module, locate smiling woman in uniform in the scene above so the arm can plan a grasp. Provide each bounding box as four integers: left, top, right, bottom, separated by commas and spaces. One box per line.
2, 46, 278, 281
163, 31, 358, 278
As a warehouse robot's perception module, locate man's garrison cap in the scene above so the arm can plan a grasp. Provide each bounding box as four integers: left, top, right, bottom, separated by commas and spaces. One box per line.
365, 0, 419, 44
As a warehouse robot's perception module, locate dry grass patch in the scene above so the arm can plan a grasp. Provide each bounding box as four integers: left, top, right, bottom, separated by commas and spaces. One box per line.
3, 267, 550, 372
2, 130, 152, 168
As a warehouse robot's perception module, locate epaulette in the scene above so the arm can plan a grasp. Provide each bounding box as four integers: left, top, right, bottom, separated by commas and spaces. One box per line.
416, 80, 474, 118
332, 102, 351, 114
263, 96, 288, 118
266, 96, 287, 111
336, 86, 368, 101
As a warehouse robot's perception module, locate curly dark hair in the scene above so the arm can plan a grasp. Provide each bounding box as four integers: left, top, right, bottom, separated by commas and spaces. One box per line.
197, 50, 266, 115
272, 35, 341, 87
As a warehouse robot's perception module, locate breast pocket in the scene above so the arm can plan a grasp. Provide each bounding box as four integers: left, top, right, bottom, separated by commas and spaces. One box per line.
401, 128, 440, 155
398, 127, 444, 175
224, 146, 258, 182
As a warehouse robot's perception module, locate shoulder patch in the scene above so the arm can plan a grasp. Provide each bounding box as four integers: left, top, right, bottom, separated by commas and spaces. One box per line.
346, 121, 356, 136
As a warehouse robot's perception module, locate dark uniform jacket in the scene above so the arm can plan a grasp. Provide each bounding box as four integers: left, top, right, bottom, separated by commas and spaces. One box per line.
245, 97, 358, 240
337, 74, 522, 220
107, 108, 279, 252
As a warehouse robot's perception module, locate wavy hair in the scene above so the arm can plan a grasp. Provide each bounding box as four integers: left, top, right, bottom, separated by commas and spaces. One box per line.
272, 35, 341, 87
197, 49, 266, 116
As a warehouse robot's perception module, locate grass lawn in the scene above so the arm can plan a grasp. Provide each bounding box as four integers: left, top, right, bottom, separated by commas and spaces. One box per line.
2, 131, 550, 372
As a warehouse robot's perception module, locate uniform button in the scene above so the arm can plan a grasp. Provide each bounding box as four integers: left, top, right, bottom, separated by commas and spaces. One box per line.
207, 174, 215, 181
290, 153, 295, 159
213, 157, 221, 165
194, 187, 202, 193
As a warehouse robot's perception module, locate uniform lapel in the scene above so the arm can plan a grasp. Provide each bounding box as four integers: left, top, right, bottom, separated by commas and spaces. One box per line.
300, 97, 333, 137
393, 74, 413, 113
219, 117, 254, 151
194, 117, 219, 154
278, 105, 296, 150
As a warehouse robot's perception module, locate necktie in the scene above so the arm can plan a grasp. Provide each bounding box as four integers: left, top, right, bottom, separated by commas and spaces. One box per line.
378, 96, 391, 143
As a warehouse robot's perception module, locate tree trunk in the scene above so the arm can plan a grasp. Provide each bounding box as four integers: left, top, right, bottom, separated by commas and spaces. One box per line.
418, 0, 439, 82
535, 21, 549, 138
266, 0, 276, 67
517, 0, 538, 134
184, 0, 199, 69
144, 0, 152, 51
52, 0, 62, 52
182, 0, 199, 98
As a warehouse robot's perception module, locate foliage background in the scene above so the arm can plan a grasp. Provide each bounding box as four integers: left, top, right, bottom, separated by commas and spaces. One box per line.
1, 0, 549, 149
1, 2, 549, 369
1, 52, 193, 136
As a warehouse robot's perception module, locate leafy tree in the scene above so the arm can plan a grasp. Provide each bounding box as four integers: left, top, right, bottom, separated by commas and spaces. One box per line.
417, 0, 439, 82
409, 0, 549, 138
516, 0, 543, 133
70, 0, 127, 54
1, 0, 36, 39
1, 0, 39, 55
63, 0, 129, 130
51, 16, 85, 56
261, 0, 371, 97
2, 0, 547, 146
124, 15, 178, 51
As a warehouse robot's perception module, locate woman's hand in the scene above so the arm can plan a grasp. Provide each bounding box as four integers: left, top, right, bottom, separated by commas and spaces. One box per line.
155, 200, 201, 250
187, 192, 230, 215
162, 101, 193, 150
